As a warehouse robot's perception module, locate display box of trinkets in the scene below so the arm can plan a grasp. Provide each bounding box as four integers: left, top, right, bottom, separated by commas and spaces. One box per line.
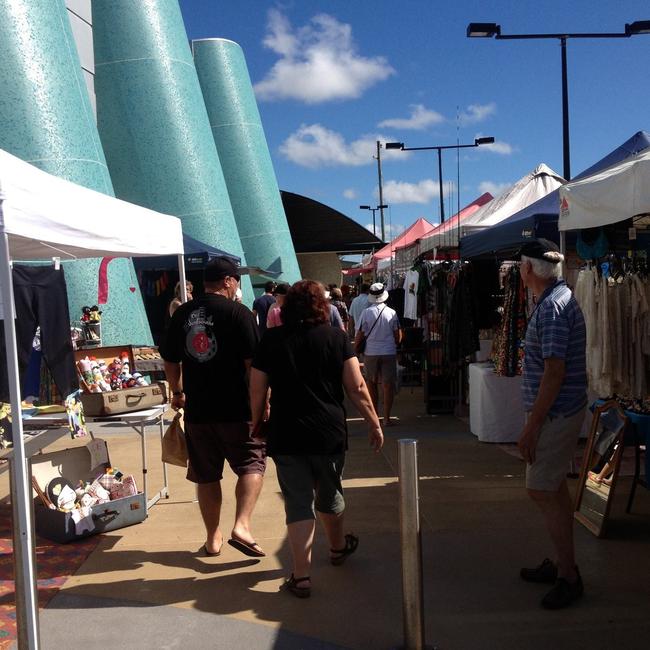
30, 438, 145, 543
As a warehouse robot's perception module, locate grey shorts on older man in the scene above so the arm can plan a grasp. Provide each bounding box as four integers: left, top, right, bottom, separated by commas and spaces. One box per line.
363, 354, 397, 385
525, 408, 585, 491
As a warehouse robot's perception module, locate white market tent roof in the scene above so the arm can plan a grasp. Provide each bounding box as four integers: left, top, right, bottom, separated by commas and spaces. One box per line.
0, 147, 184, 647
0, 148, 184, 260
559, 148, 650, 231
422, 164, 564, 251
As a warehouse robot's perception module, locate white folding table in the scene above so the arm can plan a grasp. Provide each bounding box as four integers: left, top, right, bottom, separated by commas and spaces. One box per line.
22, 404, 169, 511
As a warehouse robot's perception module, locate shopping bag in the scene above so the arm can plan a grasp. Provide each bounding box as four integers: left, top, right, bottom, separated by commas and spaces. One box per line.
161, 411, 188, 467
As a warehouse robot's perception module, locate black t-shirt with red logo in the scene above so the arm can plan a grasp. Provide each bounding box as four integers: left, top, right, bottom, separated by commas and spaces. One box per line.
160, 294, 259, 423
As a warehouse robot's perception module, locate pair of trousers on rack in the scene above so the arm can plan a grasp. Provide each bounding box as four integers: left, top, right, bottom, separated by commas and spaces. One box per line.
0, 265, 78, 403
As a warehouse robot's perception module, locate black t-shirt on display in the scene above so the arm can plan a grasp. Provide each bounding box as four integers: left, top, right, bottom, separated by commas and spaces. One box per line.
252, 323, 355, 456
252, 294, 275, 332
160, 294, 259, 423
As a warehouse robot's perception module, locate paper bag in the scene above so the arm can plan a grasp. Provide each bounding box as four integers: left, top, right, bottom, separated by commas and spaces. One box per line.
161, 411, 188, 467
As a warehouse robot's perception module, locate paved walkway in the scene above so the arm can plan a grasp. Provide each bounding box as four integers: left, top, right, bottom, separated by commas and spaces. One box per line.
6, 387, 650, 649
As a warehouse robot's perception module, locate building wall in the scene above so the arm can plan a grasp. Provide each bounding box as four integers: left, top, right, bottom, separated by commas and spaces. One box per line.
297, 253, 342, 288
66, 0, 95, 115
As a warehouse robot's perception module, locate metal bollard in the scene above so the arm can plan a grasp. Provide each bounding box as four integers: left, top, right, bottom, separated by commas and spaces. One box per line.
398, 439, 425, 650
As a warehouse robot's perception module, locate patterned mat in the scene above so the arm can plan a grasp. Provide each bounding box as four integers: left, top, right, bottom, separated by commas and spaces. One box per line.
0, 503, 100, 647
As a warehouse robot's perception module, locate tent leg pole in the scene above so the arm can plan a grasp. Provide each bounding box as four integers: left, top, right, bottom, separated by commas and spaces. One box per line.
559, 231, 567, 279
0, 227, 41, 649
178, 254, 188, 303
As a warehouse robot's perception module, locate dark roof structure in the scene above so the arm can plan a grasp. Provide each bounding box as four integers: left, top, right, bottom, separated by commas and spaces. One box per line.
281, 190, 384, 254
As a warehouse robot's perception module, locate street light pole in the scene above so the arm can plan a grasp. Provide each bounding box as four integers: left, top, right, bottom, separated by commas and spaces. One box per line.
467, 21, 650, 180
360, 204, 388, 238
376, 140, 386, 241
386, 138, 495, 224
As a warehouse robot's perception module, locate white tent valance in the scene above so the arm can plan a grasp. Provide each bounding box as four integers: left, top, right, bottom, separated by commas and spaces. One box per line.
0, 149, 183, 259
559, 148, 650, 231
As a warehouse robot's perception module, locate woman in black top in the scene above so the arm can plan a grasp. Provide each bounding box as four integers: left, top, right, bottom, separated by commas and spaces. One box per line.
250, 280, 383, 598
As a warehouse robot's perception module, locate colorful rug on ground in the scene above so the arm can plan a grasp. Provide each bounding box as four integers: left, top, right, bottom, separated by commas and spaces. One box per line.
0, 502, 100, 648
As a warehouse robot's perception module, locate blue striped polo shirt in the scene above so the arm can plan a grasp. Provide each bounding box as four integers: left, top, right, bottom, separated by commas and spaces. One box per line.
522, 279, 587, 416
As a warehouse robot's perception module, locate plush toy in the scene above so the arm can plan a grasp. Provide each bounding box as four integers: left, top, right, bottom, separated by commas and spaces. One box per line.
90, 360, 111, 392
132, 372, 148, 387
119, 351, 130, 376
77, 357, 98, 391
81, 306, 91, 323
88, 305, 102, 323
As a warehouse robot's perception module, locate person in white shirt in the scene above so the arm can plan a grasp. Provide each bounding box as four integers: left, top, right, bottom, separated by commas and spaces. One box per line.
348, 283, 370, 333
354, 283, 402, 426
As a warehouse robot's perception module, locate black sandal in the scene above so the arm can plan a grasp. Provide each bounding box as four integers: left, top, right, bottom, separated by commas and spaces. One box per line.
282, 574, 311, 599
330, 533, 359, 566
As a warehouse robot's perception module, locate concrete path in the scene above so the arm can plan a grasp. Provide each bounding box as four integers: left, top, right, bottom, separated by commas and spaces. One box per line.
5, 387, 650, 649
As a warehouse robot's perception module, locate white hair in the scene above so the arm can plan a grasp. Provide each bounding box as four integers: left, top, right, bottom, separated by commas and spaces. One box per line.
521, 254, 562, 280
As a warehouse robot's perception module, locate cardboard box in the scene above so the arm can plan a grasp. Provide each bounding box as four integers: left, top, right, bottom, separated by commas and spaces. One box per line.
30, 441, 146, 543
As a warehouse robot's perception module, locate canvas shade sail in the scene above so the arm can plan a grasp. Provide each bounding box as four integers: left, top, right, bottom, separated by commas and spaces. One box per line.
559, 148, 650, 231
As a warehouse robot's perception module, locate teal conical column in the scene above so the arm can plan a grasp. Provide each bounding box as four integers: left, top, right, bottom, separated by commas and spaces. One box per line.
0, 0, 153, 345
91, 0, 253, 304
193, 39, 301, 286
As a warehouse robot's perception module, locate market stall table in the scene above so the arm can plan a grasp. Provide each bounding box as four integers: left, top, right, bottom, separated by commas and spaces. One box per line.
23, 405, 169, 511
469, 362, 525, 443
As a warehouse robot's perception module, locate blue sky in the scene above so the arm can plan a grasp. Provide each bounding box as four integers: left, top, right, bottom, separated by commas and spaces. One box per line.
179, 0, 650, 241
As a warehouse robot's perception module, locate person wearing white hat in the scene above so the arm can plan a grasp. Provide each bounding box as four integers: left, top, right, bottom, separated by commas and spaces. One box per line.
354, 283, 402, 426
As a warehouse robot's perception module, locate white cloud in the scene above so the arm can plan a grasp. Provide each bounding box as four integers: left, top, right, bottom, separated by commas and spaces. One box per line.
459, 102, 496, 125
279, 124, 408, 168
364, 222, 405, 239
478, 181, 511, 197
343, 188, 358, 200
254, 10, 395, 103
382, 179, 454, 204
378, 104, 445, 130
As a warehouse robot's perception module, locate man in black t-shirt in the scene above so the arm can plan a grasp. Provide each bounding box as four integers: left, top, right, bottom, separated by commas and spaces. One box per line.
160, 257, 267, 558
252, 281, 276, 333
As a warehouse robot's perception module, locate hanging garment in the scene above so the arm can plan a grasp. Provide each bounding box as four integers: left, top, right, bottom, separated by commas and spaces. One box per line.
0, 265, 78, 402
403, 269, 419, 320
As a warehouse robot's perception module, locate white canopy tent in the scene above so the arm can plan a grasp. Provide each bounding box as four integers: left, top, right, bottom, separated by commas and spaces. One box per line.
421, 164, 564, 251
559, 148, 650, 231
0, 148, 185, 648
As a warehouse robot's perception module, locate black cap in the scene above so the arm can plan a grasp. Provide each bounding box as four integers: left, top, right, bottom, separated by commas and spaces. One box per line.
204, 256, 240, 282
516, 238, 563, 264
273, 283, 290, 296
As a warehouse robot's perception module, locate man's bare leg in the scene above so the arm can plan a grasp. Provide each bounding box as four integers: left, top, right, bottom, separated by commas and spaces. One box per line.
318, 511, 345, 560
367, 379, 379, 412
383, 382, 395, 426
528, 480, 578, 581
197, 481, 223, 554
287, 519, 316, 586
231, 472, 264, 547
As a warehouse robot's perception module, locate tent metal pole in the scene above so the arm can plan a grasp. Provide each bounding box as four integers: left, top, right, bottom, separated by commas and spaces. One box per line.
559, 230, 567, 278
0, 221, 40, 649
178, 254, 188, 303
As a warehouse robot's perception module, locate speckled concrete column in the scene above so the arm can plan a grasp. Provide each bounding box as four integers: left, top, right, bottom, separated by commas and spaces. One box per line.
0, 0, 153, 345
193, 39, 301, 286
91, 0, 254, 304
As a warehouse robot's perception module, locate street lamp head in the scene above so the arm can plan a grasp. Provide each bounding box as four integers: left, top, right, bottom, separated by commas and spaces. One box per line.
359, 205, 371, 210
467, 22, 501, 38
378, 204, 388, 209
385, 142, 404, 150
475, 136, 495, 146
626, 20, 650, 35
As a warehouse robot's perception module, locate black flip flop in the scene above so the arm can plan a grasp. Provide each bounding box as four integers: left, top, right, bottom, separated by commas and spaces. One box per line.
227, 537, 266, 557
330, 533, 359, 566
200, 543, 222, 557
282, 574, 311, 599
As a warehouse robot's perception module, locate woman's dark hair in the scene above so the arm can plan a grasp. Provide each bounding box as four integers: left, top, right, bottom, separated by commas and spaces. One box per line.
281, 280, 329, 328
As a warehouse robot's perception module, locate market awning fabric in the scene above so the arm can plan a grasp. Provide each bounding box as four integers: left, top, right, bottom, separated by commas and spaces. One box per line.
372, 217, 435, 260
0, 149, 183, 260
280, 190, 383, 254
559, 148, 650, 231
460, 130, 650, 259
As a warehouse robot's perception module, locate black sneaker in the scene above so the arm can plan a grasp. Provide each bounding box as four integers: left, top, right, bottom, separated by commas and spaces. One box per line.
520, 558, 558, 583
541, 571, 584, 610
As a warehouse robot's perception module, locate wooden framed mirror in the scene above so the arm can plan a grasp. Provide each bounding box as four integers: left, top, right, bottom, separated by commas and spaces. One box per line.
574, 401, 629, 537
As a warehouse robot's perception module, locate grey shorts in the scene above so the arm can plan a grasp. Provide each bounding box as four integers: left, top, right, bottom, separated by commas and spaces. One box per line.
525, 408, 585, 491
273, 454, 345, 524
363, 354, 397, 384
